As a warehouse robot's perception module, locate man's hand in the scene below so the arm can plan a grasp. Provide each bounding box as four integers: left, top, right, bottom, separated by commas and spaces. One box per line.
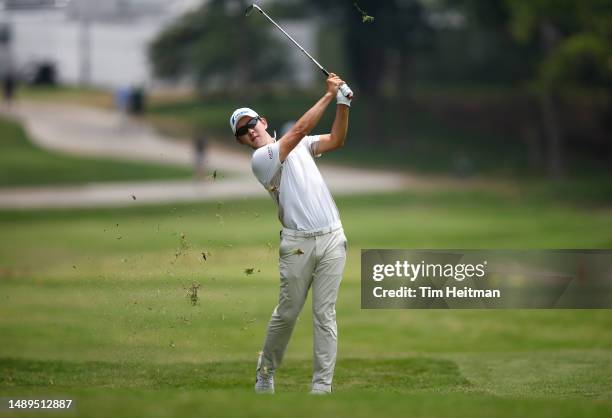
339, 84, 353, 100
327, 73, 353, 106
337, 88, 352, 107
326, 73, 344, 96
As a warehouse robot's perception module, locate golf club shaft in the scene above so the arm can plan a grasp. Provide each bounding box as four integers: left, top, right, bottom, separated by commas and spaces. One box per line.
254, 6, 329, 77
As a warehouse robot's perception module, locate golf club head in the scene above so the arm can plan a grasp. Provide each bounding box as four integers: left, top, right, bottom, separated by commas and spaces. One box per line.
244, 3, 262, 17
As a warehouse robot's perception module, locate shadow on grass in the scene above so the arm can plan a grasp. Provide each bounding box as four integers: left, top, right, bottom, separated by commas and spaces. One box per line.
0, 357, 469, 393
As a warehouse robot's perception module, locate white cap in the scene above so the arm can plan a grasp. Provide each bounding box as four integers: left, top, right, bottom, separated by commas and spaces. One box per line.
229, 107, 259, 135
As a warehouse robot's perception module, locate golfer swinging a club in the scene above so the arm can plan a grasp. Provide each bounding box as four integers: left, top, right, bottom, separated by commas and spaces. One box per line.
229, 73, 352, 394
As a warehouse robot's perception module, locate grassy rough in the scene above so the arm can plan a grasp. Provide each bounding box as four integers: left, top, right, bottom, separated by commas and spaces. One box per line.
1, 192, 611, 417
0, 116, 193, 187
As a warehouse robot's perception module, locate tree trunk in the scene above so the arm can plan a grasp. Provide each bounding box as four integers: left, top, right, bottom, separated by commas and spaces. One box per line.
539, 91, 564, 179
361, 93, 382, 146
538, 20, 565, 179
521, 122, 542, 173
398, 51, 413, 99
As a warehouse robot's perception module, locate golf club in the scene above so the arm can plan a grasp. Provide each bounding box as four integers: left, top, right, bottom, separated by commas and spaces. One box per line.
245, 3, 353, 99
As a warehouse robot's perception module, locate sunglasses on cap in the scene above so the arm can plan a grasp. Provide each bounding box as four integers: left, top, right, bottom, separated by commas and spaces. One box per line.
235, 116, 261, 137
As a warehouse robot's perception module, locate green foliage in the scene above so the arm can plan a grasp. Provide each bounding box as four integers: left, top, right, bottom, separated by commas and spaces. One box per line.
506, 0, 612, 42
540, 34, 612, 87
505, 0, 578, 43
504, 0, 612, 89
149, 0, 289, 93
352, 2, 375, 23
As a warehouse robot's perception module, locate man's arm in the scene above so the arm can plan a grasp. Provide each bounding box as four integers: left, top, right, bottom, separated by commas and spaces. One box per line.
278, 74, 344, 162
314, 104, 349, 155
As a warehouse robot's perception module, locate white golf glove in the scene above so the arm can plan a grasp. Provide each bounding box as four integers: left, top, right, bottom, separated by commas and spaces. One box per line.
337, 83, 353, 107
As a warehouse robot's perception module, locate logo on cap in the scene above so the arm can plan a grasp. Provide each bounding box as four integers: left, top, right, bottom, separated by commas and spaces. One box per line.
233, 111, 248, 124
230, 107, 259, 135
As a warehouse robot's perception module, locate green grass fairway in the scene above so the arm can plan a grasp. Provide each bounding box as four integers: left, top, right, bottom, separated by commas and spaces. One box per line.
0, 116, 193, 187
1, 191, 611, 417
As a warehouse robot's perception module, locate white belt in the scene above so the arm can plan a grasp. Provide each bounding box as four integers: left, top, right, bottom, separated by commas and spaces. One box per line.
281, 221, 342, 238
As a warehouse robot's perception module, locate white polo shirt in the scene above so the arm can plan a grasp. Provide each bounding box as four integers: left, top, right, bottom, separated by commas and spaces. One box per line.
251, 135, 341, 231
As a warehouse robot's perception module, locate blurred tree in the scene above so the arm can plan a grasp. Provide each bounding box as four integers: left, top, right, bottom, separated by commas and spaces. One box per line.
504, 0, 612, 178
429, 0, 538, 83
309, 0, 432, 144
149, 0, 289, 95
310, 0, 431, 97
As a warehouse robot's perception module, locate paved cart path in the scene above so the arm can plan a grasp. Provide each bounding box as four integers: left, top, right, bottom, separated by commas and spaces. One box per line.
0, 102, 415, 209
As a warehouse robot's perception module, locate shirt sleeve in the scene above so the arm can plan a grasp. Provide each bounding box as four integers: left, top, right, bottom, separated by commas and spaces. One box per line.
251, 142, 282, 185
302, 135, 322, 158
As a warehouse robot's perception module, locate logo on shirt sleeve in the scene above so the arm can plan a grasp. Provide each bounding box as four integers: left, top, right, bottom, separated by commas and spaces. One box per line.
267, 146, 273, 159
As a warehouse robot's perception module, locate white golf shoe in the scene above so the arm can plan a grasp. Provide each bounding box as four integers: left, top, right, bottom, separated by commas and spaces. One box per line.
255, 370, 275, 394
255, 354, 275, 394
309, 388, 331, 395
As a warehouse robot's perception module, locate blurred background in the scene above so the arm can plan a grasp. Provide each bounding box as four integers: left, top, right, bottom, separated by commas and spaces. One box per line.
1, 0, 610, 184
1, 1, 611, 416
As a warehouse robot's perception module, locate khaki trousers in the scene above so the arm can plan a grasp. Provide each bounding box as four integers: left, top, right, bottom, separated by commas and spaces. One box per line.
260, 224, 347, 392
